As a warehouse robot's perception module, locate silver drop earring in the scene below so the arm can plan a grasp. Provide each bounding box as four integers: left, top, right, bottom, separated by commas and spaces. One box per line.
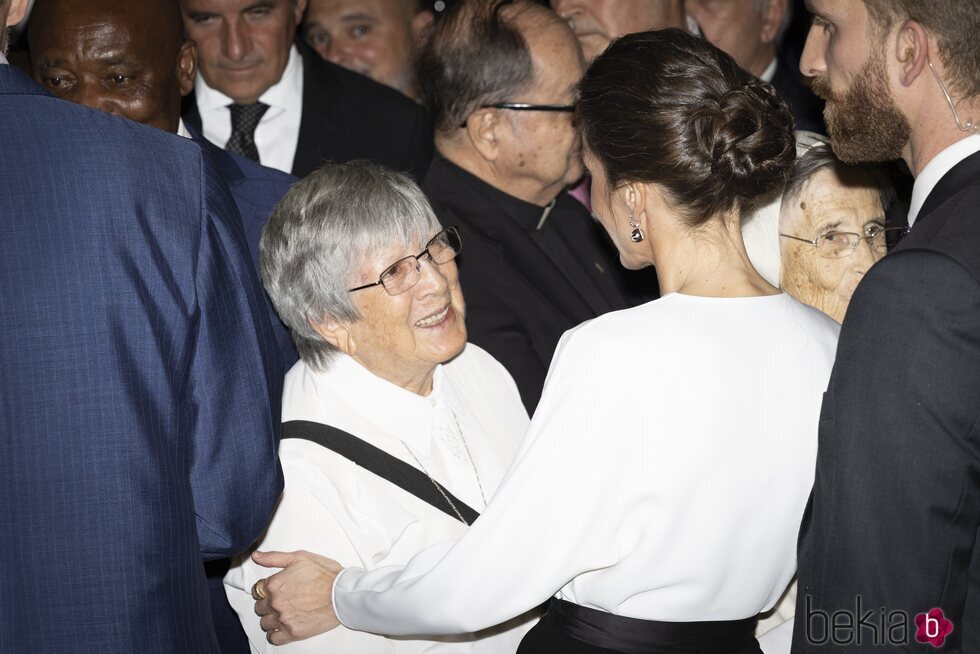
628, 207, 644, 243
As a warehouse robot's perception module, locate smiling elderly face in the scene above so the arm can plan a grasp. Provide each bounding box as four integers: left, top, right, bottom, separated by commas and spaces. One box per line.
779, 166, 886, 323
345, 233, 467, 394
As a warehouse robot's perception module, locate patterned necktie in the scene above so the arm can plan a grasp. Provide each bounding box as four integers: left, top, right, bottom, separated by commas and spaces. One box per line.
225, 102, 269, 162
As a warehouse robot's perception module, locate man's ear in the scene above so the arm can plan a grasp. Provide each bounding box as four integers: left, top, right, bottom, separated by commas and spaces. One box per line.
308, 315, 356, 356
411, 10, 434, 42
293, 0, 309, 26
895, 19, 929, 88
177, 40, 198, 97
760, 0, 788, 45
466, 108, 501, 163
6, 0, 29, 27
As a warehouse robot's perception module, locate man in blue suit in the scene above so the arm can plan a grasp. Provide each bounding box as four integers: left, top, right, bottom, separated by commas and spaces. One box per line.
27, 1, 299, 650
1, 0, 284, 651
29, 0, 301, 370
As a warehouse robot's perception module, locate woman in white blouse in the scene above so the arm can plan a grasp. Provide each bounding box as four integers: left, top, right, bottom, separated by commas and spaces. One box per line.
250, 29, 839, 654
224, 161, 537, 652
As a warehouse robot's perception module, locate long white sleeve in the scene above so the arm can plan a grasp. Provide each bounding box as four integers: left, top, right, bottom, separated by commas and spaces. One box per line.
334, 294, 839, 636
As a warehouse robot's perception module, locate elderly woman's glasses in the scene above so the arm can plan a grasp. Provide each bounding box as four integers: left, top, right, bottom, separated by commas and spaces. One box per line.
348, 226, 462, 296
779, 224, 905, 259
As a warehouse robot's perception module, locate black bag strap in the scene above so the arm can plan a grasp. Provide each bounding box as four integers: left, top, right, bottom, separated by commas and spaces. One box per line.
281, 420, 480, 525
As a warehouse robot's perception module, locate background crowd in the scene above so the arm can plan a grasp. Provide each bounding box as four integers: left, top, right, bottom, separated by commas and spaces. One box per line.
1, 0, 977, 653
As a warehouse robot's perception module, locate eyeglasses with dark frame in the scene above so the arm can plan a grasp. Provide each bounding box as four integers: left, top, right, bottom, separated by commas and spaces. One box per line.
779, 224, 906, 259
348, 226, 462, 296
459, 102, 576, 128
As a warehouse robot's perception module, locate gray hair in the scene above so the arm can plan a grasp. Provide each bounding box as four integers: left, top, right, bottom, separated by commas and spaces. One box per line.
416, 0, 540, 134
783, 133, 896, 211
259, 161, 441, 370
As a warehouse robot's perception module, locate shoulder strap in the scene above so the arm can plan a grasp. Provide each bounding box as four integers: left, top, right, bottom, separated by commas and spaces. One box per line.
281, 420, 480, 525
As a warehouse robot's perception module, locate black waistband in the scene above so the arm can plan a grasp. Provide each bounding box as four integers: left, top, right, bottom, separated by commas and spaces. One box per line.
548, 599, 759, 654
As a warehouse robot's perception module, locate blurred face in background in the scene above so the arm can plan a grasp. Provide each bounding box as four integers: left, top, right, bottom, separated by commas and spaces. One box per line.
549, 0, 685, 61
779, 167, 887, 323
181, 0, 307, 104
302, 0, 431, 99
687, 0, 786, 77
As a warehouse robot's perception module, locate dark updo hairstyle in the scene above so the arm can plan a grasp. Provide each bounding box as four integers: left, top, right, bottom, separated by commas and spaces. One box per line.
577, 28, 796, 228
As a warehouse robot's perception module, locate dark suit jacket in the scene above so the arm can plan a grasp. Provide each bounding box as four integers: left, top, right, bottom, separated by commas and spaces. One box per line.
423, 155, 650, 412
189, 125, 300, 369
772, 53, 825, 134
183, 43, 433, 181
792, 150, 980, 652
0, 66, 284, 653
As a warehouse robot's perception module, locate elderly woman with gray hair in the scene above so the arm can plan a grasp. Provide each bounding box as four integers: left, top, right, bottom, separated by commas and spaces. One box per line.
742, 132, 898, 324
223, 160, 536, 653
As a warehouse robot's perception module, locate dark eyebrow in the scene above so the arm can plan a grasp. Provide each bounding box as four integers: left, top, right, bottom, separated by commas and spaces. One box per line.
818, 221, 843, 232
339, 12, 381, 23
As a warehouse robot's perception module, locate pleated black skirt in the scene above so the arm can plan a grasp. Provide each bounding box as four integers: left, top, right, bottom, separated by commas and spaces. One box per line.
517, 599, 762, 654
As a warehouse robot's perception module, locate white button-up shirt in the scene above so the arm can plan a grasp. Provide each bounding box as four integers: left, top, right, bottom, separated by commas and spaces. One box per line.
195, 45, 304, 174
225, 344, 535, 653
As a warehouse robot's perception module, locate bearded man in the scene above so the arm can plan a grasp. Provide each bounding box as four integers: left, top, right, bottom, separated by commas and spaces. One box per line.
790, 1, 980, 651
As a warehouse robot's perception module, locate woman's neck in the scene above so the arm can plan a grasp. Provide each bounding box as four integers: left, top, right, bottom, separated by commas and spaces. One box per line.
652, 213, 779, 298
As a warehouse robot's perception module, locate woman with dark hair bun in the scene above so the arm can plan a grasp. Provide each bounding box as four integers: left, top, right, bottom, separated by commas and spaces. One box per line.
251, 28, 839, 654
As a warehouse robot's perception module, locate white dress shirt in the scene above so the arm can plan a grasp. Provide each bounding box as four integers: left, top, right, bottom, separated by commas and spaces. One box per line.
0, 52, 8, 65
195, 45, 304, 174
908, 134, 980, 226
224, 344, 536, 653
334, 293, 839, 637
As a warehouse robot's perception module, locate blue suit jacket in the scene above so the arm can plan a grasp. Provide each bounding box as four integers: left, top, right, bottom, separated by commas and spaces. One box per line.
0, 66, 284, 653
188, 125, 300, 368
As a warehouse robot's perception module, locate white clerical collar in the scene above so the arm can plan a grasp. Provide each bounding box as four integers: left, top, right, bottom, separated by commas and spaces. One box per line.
322, 354, 445, 457
195, 44, 304, 114
760, 58, 777, 83
908, 134, 980, 226
176, 118, 192, 140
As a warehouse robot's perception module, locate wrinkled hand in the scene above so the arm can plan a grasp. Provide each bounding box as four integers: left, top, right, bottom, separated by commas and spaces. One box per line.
252, 550, 344, 645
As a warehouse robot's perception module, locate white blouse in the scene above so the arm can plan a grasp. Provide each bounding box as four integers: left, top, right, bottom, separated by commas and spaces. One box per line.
334, 293, 840, 636
224, 344, 536, 653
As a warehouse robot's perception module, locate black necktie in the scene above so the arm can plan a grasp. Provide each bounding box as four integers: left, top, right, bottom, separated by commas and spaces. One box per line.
225, 102, 269, 162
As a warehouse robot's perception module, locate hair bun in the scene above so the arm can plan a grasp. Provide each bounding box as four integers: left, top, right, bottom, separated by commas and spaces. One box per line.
696, 80, 796, 202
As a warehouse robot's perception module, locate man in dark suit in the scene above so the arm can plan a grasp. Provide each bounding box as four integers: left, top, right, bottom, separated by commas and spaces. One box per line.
417, 0, 657, 413
687, 0, 825, 133
0, 0, 284, 652
179, 0, 432, 180
28, 1, 298, 650
791, 1, 980, 651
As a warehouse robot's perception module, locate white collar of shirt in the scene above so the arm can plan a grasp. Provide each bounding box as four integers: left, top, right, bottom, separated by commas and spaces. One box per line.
195, 44, 303, 114
760, 58, 777, 83
321, 354, 445, 457
908, 134, 980, 226
194, 45, 304, 173
176, 118, 192, 140
0, 52, 8, 65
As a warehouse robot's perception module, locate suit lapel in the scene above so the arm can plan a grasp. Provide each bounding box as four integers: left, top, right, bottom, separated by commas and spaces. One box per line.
916, 150, 980, 226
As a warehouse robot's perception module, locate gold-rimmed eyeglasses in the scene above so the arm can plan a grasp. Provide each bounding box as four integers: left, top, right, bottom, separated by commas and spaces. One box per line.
348, 226, 462, 296
779, 224, 906, 259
